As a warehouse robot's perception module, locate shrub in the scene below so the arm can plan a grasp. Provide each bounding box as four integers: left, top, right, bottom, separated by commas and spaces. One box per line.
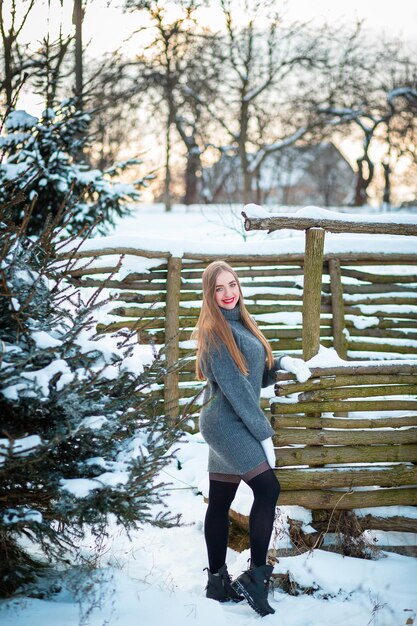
0, 200, 184, 597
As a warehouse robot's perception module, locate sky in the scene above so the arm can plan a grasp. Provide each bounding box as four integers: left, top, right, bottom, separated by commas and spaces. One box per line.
79, 0, 417, 51
93, 0, 417, 53
13, 0, 417, 57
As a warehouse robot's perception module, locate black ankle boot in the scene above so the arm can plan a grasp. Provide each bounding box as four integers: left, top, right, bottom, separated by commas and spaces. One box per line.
231, 563, 275, 616
204, 564, 244, 603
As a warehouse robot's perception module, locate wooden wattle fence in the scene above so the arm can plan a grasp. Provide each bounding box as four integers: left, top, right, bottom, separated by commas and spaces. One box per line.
239, 211, 417, 549
271, 363, 417, 506
61, 210, 417, 546
65, 243, 417, 418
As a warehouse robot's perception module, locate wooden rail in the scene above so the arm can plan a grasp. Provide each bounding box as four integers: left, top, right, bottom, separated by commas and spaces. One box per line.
241, 212, 417, 236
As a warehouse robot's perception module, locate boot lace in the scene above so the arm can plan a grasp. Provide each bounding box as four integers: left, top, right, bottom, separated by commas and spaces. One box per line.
245, 565, 274, 597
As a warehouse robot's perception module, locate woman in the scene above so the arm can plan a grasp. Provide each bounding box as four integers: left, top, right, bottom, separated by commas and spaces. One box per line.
193, 260, 310, 617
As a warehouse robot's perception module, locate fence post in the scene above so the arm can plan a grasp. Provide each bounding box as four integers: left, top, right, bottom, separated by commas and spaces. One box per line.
302, 228, 325, 360
329, 258, 348, 359
164, 255, 182, 420
302, 227, 326, 532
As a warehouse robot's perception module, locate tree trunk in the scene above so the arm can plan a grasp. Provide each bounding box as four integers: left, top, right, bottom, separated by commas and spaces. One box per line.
242, 160, 252, 204
183, 149, 200, 205
255, 164, 263, 204
3, 34, 13, 108
239, 101, 253, 203
164, 114, 172, 212
354, 154, 374, 206
72, 0, 84, 110
382, 161, 391, 207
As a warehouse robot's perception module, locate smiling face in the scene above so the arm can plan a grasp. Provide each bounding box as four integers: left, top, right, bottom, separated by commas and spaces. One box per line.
214, 269, 240, 309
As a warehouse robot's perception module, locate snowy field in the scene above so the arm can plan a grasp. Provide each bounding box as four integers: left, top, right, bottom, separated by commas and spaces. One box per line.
3, 432, 417, 626
2, 203, 417, 625
61, 202, 417, 282
100, 201, 417, 244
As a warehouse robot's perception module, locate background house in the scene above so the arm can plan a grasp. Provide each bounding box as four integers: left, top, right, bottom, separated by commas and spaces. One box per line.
200, 143, 356, 206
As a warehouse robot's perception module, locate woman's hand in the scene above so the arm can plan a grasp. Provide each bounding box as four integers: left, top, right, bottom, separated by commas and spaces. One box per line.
280, 356, 311, 383
261, 437, 276, 468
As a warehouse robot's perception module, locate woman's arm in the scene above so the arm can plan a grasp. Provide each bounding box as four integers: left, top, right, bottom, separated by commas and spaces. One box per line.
206, 341, 274, 441
261, 355, 285, 388
262, 354, 312, 387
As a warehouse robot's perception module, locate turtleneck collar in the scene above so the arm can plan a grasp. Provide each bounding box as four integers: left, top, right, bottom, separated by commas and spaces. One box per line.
219, 302, 241, 321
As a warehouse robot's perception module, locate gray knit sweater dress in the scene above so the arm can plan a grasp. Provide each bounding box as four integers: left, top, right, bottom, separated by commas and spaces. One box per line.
199, 303, 284, 478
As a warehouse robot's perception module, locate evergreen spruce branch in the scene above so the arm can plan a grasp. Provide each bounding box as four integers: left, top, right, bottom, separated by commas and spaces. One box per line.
42, 182, 99, 251
48, 282, 77, 308
0, 347, 61, 380
16, 195, 37, 239
15, 266, 49, 318
6, 271, 51, 340
52, 213, 104, 284
0, 74, 28, 140
50, 237, 105, 280
113, 327, 139, 350
55, 309, 106, 358
176, 385, 205, 426
0, 269, 28, 340
0, 230, 12, 268
84, 254, 124, 310
0, 188, 27, 212
52, 180, 83, 234
0, 166, 41, 219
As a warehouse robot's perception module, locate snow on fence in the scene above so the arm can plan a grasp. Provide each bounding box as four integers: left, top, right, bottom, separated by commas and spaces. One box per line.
60, 207, 417, 540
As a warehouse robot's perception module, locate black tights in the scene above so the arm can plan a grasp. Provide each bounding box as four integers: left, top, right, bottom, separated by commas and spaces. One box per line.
204, 469, 280, 573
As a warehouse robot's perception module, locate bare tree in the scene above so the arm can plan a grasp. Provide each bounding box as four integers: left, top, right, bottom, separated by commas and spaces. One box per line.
173, 29, 223, 204
30, 31, 74, 110
87, 66, 145, 170
0, 0, 35, 108
320, 40, 417, 206
383, 83, 417, 205
124, 1, 206, 210
122, 1, 224, 209
0, 0, 80, 112
189, 0, 356, 204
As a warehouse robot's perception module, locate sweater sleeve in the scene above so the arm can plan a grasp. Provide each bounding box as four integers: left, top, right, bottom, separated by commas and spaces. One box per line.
262, 355, 285, 388
205, 341, 274, 441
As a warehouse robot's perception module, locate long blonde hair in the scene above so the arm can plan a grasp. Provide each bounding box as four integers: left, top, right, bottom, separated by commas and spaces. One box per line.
191, 260, 273, 380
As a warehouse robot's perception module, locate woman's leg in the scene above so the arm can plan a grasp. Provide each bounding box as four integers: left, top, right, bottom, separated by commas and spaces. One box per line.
204, 478, 240, 573
245, 469, 281, 567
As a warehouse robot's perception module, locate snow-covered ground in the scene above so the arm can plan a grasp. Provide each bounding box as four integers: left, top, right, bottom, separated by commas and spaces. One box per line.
2, 204, 417, 625
106, 202, 417, 244
3, 432, 417, 626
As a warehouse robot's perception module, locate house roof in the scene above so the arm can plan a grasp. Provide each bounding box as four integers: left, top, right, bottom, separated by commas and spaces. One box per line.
207, 142, 354, 191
